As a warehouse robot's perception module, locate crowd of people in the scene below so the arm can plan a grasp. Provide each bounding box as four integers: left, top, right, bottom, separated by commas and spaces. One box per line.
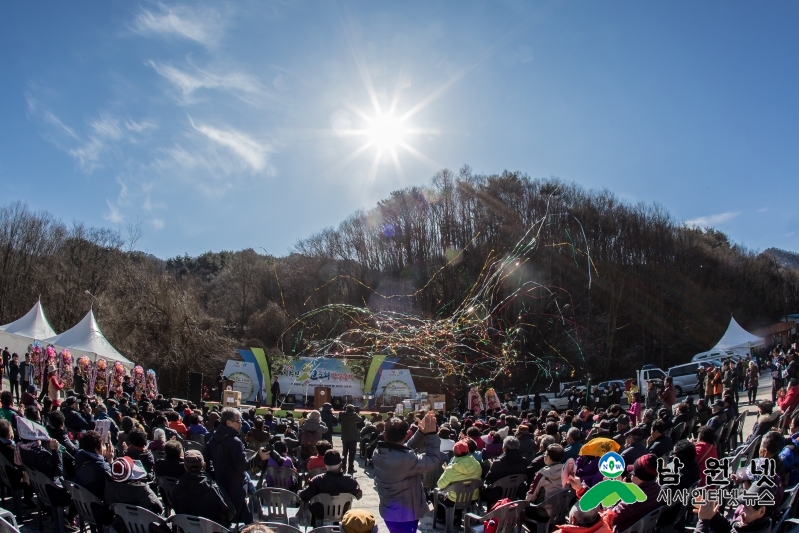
0, 344, 798, 533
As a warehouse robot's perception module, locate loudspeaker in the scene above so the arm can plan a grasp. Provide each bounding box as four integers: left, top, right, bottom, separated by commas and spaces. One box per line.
281, 402, 295, 410
188, 372, 203, 404
379, 406, 393, 413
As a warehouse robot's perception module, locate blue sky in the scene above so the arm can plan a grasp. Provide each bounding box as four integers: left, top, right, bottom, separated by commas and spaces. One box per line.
1, 2, 797, 259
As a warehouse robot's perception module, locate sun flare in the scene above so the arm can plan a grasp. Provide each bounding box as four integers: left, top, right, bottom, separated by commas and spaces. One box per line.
366, 113, 406, 153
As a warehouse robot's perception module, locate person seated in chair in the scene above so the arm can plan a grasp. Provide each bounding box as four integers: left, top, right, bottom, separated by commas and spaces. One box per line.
105, 457, 163, 533
306, 440, 334, 472
434, 440, 481, 524
483, 435, 529, 502
73, 430, 115, 501
526, 444, 566, 523
172, 450, 235, 526
645, 420, 673, 458
123, 429, 155, 481
298, 450, 362, 526
264, 440, 298, 489
695, 484, 774, 533
155, 439, 186, 478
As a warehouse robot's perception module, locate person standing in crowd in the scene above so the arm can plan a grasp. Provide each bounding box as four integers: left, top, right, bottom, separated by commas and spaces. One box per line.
320, 403, 339, 443
205, 407, 269, 524
657, 377, 676, 414
373, 411, 446, 533
2, 347, 9, 377
270, 376, 280, 408
216, 370, 226, 402
8, 354, 20, 405
45, 365, 64, 404
19, 352, 34, 394
746, 360, 760, 405
696, 365, 706, 399
339, 405, 365, 474
73, 364, 88, 397
773, 354, 786, 402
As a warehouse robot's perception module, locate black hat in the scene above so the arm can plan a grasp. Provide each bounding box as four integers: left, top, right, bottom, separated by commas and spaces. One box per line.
624, 427, 643, 439
323, 449, 342, 466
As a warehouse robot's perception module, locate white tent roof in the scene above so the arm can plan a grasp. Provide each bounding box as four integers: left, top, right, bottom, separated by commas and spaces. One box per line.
0, 300, 57, 339
43, 310, 133, 366
713, 316, 764, 350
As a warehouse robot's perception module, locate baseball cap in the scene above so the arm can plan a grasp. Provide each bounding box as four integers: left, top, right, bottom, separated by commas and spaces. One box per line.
453, 440, 470, 457
184, 450, 204, 472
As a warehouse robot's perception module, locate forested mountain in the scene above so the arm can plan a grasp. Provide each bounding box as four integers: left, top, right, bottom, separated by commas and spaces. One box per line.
0, 168, 796, 394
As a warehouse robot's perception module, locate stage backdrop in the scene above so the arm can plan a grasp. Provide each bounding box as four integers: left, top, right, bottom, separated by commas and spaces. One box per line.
278, 357, 364, 401
374, 368, 417, 401
223, 360, 261, 402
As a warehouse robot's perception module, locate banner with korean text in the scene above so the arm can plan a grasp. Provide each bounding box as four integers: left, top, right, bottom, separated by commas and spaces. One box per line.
278, 357, 364, 401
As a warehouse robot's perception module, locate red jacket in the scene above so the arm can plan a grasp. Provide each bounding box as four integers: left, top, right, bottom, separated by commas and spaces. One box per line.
694, 441, 718, 486
778, 385, 799, 414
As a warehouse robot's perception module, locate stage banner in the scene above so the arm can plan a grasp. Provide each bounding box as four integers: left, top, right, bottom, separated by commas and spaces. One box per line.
249, 347, 271, 402
364, 355, 387, 392
278, 357, 364, 401
223, 359, 261, 402
237, 349, 266, 401
374, 368, 417, 401
366, 356, 400, 408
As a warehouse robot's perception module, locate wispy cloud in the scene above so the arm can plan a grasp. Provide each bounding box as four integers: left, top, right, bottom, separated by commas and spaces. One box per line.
105, 199, 125, 224
147, 60, 264, 102
757, 207, 769, 213
188, 116, 272, 172
685, 211, 741, 228
132, 3, 225, 47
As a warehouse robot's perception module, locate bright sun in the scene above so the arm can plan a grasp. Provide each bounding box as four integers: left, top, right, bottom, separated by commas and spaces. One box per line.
366, 113, 406, 153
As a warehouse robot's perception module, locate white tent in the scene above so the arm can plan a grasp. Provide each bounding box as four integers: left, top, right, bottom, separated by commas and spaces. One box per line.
0, 301, 58, 356
43, 310, 133, 367
692, 316, 764, 361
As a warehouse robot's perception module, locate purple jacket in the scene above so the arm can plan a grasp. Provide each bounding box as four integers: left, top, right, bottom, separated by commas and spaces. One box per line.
575, 455, 603, 488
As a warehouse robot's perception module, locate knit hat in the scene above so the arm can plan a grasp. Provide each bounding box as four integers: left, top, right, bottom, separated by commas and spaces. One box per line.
111, 457, 148, 482
184, 450, 204, 472
453, 440, 470, 457
324, 449, 342, 466
617, 414, 629, 426
341, 510, 376, 533
633, 454, 658, 482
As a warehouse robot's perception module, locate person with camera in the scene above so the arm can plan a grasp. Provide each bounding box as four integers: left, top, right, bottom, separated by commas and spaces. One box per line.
373, 411, 446, 533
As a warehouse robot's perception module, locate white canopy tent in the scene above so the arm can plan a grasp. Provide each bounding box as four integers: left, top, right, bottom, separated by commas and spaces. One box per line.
43, 310, 133, 368
0, 301, 58, 356
692, 316, 765, 361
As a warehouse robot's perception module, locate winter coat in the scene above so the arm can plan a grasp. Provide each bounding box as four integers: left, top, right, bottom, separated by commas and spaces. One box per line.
125, 447, 156, 481
620, 441, 647, 468
485, 448, 528, 485
436, 455, 482, 501
518, 433, 537, 454
695, 441, 718, 486
780, 432, 799, 486
602, 479, 662, 533
64, 408, 93, 433
746, 368, 759, 390
779, 385, 799, 414
300, 418, 328, 443
172, 472, 234, 525
647, 434, 673, 458
563, 440, 583, 462
155, 458, 185, 479
745, 411, 780, 445
73, 449, 112, 500
482, 439, 504, 460
299, 470, 362, 502
338, 412, 365, 442
659, 386, 677, 412
575, 455, 603, 488
105, 480, 163, 515
320, 408, 339, 442
372, 432, 446, 522
527, 463, 565, 515
204, 423, 249, 506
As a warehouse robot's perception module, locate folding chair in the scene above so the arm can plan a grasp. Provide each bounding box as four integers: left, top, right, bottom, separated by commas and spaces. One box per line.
484, 475, 529, 502
422, 461, 445, 496
155, 476, 180, 515
24, 467, 71, 533
464, 500, 528, 533
110, 504, 169, 533
0, 454, 24, 519
65, 481, 111, 533
250, 487, 302, 525
266, 467, 300, 490
432, 480, 481, 533
169, 514, 229, 533
0, 515, 19, 533
257, 523, 303, 533
307, 493, 354, 526
525, 489, 574, 533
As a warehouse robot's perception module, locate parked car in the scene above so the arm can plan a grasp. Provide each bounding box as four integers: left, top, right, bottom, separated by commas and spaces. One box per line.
546, 390, 572, 412
635, 365, 667, 394
596, 380, 626, 392
667, 359, 724, 396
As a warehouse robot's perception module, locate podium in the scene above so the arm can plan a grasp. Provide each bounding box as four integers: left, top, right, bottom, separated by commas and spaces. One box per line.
222, 390, 241, 408
314, 387, 332, 409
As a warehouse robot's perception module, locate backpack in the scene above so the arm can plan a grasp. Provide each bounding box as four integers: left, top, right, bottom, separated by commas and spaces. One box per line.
301, 428, 320, 456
